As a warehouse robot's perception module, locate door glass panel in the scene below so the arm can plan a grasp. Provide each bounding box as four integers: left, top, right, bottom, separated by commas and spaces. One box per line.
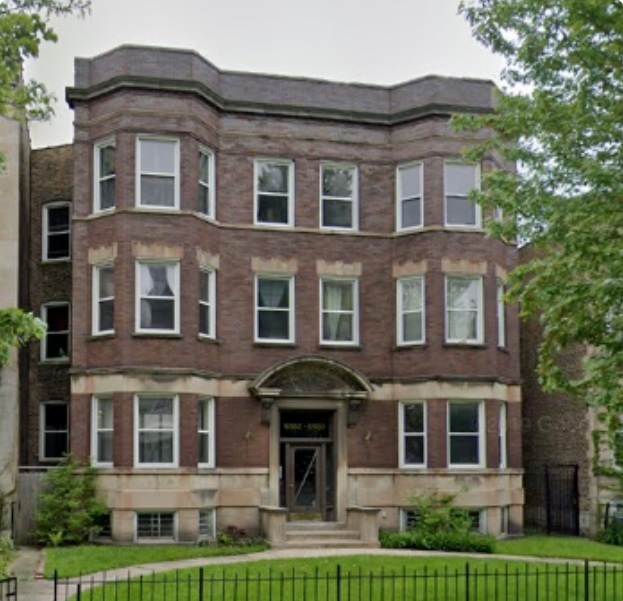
293, 448, 318, 509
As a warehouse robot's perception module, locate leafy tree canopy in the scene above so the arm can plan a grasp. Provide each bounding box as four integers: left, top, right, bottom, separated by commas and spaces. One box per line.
0, 308, 46, 367
0, 0, 90, 124
456, 0, 623, 416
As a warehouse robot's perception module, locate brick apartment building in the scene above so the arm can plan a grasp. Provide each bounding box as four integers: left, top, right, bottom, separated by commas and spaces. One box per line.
19, 45, 524, 544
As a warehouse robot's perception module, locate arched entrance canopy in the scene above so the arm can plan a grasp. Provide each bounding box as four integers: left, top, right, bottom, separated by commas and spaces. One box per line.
249, 355, 372, 425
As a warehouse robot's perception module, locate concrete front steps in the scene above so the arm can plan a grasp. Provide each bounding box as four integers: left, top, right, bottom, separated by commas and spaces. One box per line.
278, 521, 380, 549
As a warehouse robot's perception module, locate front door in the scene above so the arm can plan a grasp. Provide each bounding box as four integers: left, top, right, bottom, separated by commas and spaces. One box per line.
286, 443, 325, 520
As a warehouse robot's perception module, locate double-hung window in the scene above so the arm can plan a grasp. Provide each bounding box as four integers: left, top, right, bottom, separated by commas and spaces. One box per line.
320, 278, 359, 345
444, 162, 480, 228
448, 401, 484, 468
254, 159, 293, 226
198, 397, 214, 467
320, 164, 357, 230
199, 269, 216, 338
40, 401, 68, 461
445, 275, 483, 344
399, 402, 426, 467
92, 397, 113, 466
136, 261, 179, 333
397, 162, 423, 230
93, 265, 114, 335
137, 137, 180, 209
41, 302, 70, 361
499, 401, 508, 469
94, 139, 115, 212
43, 202, 71, 261
134, 395, 178, 467
198, 147, 215, 217
255, 275, 294, 343
397, 277, 425, 345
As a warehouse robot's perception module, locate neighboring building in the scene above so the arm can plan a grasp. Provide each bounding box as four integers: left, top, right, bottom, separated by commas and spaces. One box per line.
21, 45, 523, 544
0, 116, 29, 531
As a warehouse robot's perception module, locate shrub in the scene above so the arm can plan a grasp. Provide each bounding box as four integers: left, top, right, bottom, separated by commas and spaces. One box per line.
35, 456, 108, 546
380, 491, 495, 554
597, 518, 623, 546
213, 525, 267, 548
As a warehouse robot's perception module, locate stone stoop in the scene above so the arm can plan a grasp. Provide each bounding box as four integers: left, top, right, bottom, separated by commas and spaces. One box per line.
276, 521, 380, 549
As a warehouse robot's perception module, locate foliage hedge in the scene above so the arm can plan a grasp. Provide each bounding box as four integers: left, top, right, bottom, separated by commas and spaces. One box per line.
380, 529, 495, 553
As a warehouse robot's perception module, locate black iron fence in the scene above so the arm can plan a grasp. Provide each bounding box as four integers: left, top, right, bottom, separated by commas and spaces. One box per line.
53, 561, 623, 601
0, 577, 16, 601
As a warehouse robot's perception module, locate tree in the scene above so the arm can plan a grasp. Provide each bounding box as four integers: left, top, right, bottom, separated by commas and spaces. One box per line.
0, 308, 46, 367
0, 1, 89, 361
455, 1, 623, 421
0, 0, 91, 129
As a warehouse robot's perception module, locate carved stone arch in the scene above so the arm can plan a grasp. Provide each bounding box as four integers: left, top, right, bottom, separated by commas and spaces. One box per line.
249, 355, 372, 425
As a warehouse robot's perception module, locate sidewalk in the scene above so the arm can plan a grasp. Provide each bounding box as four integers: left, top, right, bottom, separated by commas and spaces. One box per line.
7, 545, 600, 600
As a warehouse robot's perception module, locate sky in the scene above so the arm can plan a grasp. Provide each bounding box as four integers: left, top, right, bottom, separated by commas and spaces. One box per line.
26, 0, 504, 149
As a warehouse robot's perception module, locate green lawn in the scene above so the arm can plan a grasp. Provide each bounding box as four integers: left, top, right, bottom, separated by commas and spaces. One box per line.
64, 555, 623, 601
496, 535, 623, 563
45, 543, 268, 578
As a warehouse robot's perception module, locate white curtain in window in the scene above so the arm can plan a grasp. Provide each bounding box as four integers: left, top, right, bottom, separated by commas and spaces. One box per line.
324, 282, 343, 339
140, 264, 175, 328
259, 279, 287, 307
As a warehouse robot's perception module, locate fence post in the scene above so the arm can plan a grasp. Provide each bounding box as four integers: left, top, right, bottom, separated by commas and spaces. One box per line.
53, 569, 58, 601
198, 566, 204, 601
76, 583, 81, 600
336, 564, 341, 601
584, 560, 589, 601
465, 562, 470, 601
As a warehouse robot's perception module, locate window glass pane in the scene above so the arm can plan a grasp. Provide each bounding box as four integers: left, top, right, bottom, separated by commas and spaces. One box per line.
46, 305, 69, 331
46, 333, 68, 358
45, 432, 68, 458
447, 279, 478, 310
200, 271, 211, 302
47, 234, 70, 259
405, 436, 424, 464
258, 311, 289, 339
450, 436, 479, 464
139, 432, 173, 463
100, 146, 115, 178
199, 186, 210, 214
257, 163, 288, 193
199, 433, 210, 464
400, 165, 421, 198
403, 314, 422, 341
404, 404, 424, 432
446, 164, 477, 195
447, 196, 477, 225
199, 152, 210, 182
322, 167, 353, 197
100, 179, 115, 210
448, 311, 478, 341
258, 279, 289, 308
99, 300, 114, 331
323, 281, 353, 311
450, 403, 479, 433
98, 431, 113, 463
139, 398, 173, 429
99, 268, 114, 298
45, 404, 67, 430
257, 195, 288, 224
402, 280, 422, 311
97, 399, 113, 429
141, 176, 175, 207
401, 198, 421, 228
323, 198, 352, 228
141, 140, 175, 173
141, 299, 174, 329
48, 206, 70, 232
199, 401, 211, 431
323, 313, 353, 341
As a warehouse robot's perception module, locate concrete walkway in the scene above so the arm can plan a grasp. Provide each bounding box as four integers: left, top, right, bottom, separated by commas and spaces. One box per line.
6, 545, 603, 600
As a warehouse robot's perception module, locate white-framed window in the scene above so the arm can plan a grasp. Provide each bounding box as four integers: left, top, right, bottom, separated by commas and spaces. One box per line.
92, 396, 113, 467
41, 302, 70, 361
136, 136, 180, 209
400, 508, 419, 531
399, 402, 427, 468
136, 261, 180, 333
198, 509, 216, 541
135, 512, 176, 541
199, 269, 216, 339
134, 395, 179, 467
320, 163, 358, 230
447, 401, 484, 468
499, 401, 508, 469
320, 278, 359, 345
445, 275, 484, 344
497, 279, 506, 348
255, 275, 295, 343
198, 397, 215, 468
396, 162, 423, 230
444, 162, 481, 228
39, 401, 68, 461
198, 147, 215, 217
43, 202, 71, 261
397, 277, 425, 345
254, 159, 294, 226
94, 138, 115, 212
92, 265, 114, 335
